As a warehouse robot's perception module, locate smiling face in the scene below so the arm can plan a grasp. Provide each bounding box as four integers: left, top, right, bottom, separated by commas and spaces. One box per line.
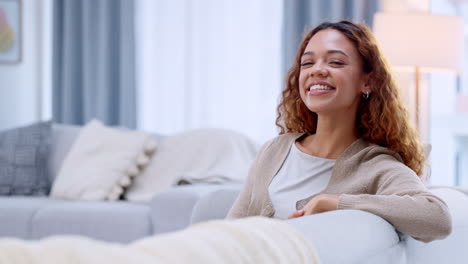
299, 29, 369, 116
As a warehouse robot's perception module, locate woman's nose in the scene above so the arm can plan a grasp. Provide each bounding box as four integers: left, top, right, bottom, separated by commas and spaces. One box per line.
309, 62, 328, 77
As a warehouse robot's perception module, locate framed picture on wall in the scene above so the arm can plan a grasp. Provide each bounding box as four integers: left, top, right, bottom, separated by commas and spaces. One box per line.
0, 0, 21, 63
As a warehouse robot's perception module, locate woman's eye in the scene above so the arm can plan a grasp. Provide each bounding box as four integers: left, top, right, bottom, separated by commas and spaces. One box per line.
300, 62, 314, 67
330, 61, 345, 66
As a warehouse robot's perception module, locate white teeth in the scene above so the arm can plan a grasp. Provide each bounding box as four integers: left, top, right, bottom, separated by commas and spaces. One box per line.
308, 84, 334, 91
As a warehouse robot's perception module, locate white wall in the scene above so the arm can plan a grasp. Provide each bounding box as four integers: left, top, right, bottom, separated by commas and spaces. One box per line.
0, 0, 52, 130
136, 0, 282, 144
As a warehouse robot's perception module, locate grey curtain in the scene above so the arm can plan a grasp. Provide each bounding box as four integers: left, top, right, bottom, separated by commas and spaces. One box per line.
282, 0, 380, 73
52, 0, 136, 128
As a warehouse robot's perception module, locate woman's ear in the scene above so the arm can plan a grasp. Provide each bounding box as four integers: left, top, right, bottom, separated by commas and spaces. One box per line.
361, 73, 371, 93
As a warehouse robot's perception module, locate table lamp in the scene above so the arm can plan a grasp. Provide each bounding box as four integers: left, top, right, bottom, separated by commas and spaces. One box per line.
373, 12, 464, 137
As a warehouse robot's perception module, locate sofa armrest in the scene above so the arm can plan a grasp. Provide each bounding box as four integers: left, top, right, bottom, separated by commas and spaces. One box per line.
148, 184, 240, 234
188, 186, 404, 264
405, 187, 468, 264
287, 210, 404, 264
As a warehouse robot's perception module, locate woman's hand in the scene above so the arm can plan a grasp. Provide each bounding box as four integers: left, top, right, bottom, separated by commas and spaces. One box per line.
287, 194, 340, 219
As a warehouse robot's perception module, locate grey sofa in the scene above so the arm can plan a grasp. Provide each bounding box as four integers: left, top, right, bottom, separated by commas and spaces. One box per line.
190, 185, 468, 264
2, 124, 467, 264
0, 124, 236, 243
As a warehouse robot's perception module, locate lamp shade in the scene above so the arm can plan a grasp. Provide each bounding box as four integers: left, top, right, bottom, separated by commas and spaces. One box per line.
373, 12, 464, 73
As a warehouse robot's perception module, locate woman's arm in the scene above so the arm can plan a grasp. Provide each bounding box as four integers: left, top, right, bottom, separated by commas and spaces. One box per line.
337, 164, 452, 243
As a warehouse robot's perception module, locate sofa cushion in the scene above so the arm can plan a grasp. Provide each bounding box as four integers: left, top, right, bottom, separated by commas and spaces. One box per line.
0, 121, 52, 196
50, 119, 157, 201
0, 196, 62, 239
30, 201, 152, 243
47, 124, 166, 183
149, 184, 239, 234
190, 184, 242, 223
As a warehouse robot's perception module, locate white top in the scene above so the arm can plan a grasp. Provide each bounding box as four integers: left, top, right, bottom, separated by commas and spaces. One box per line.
268, 142, 335, 219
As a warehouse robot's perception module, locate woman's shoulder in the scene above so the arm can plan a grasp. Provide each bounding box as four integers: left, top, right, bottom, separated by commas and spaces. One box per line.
260, 132, 305, 150
348, 139, 403, 163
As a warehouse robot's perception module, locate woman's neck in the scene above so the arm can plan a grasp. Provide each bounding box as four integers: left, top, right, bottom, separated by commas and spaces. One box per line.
297, 112, 358, 159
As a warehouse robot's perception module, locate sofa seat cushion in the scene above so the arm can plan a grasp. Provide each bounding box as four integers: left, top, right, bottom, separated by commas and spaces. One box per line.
30, 201, 152, 243
0, 196, 63, 239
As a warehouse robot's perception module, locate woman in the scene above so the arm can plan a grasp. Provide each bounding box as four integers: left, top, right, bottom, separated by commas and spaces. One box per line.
226, 21, 451, 243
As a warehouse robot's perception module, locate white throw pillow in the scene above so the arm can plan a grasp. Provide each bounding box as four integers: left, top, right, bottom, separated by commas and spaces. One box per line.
50, 119, 156, 201
125, 129, 258, 202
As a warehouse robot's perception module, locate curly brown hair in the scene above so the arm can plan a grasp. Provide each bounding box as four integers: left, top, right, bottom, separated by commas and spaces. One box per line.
276, 21, 426, 177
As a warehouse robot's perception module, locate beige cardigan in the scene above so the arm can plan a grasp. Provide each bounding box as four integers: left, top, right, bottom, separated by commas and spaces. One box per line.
227, 133, 452, 243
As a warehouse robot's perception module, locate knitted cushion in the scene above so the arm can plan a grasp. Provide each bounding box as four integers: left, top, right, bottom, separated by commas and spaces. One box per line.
0, 121, 52, 196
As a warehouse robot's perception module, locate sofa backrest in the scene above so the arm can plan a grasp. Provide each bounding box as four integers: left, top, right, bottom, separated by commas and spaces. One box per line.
48, 124, 82, 183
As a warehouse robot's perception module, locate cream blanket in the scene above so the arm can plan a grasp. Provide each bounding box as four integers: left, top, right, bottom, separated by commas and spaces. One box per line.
0, 217, 320, 264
